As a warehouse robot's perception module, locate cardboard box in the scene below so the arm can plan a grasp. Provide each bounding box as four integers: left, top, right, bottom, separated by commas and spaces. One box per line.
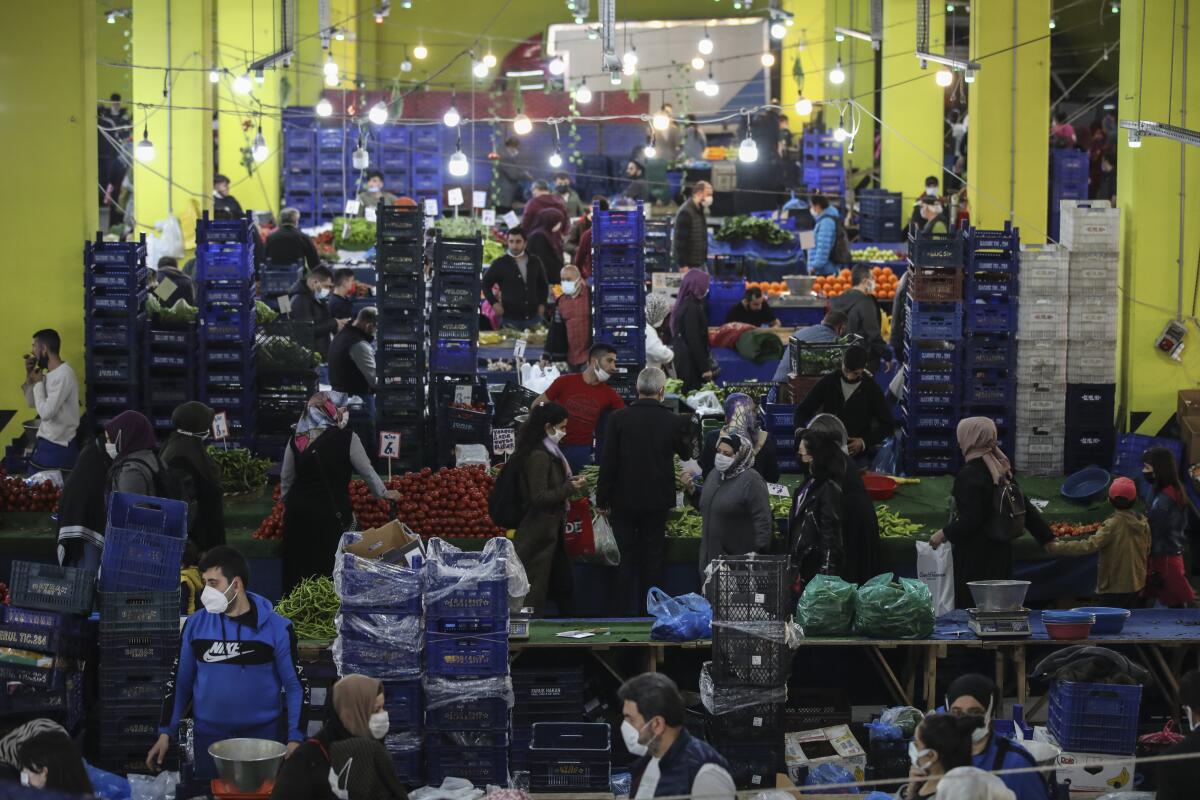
784, 724, 867, 786
346, 521, 424, 568
1032, 726, 1136, 793
1181, 415, 1200, 466
1178, 389, 1200, 424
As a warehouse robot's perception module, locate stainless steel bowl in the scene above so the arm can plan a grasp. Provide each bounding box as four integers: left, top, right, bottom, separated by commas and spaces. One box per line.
784, 275, 816, 295
967, 580, 1031, 612
208, 738, 287, 791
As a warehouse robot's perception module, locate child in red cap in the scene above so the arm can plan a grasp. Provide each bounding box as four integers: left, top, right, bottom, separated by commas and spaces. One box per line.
1047, 476, 1151, 608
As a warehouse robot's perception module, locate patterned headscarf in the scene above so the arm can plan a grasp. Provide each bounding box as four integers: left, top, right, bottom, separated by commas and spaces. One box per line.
670, 269, 711, 334
716, 431, 755, 479
294, 392, 342, 453
645, 293, 672, 328
723, 393, 764, 449
956, 417, 1012, 485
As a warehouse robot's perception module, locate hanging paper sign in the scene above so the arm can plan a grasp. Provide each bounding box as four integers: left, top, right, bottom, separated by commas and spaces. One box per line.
513, 339, 527, 359
454, 385, 474, 406
424, 199, 439, 216
211, 412, 229, 440
447, 188, 464, 207
492, 428, 515, 455
767, 483, 791, 498
473, 190, 487, 209
379, 431, 401, 459
154, 276, 178, 302
502, 210, 520, 228
345, 199, 361, 215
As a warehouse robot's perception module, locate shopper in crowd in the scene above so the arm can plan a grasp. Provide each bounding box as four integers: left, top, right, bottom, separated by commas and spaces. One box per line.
280, 393, 400, 592
682, 114, 708, 162
553, 171, 586, 217
772, 311, 848, 382
787, 427, 845, 593
267, 207, 321, 271
482, 227, 548, 330
522, 179, 569, 233
1050, 111, 1077, 147
683, 431, 773, 573
0, 719, 67, 783
658, 103, 683, 161
56, 426, 111, 570
622, 160, 651, 203
271, 674, 408, 800
672, 181, 712, 271
494, 137, 533, 212
511, 402, 588, 616
212, 174, 245, 220
526, 206, 569, 284
356, 170, 398, 213
148, 546, 307, 779
644, 293, 675, 372
891, 271, 910, 368
913, 198, 949, 235
793, 345, 893, 466
17, 730, 93, 795
575, 196, 608, 279
596, 367, 692, 616
831, 264, 891, 373
329, 307, 379, 450
944, 674, 1049, 800
930, 418, 1053, 609
1140, 446, 1197, 608
724, 286, 780, 327
1046, 476, 1150, 608
670, 269, 713, 393
555, 265, 591, 371
327, 267, 357, 321
1094, 146, 1117, 205
806, 193, 844, 277
536, 344, 625, 472
153, 255, 197, 306
897, 714, 981, 800
618, 673, 735, 799
160, 401, 226, 551
104, 410, 163, 496
289, 264, 342, 360
21, 329, 81, 472
699, 393, 779, 483
1157, 669, 1200, 799
805, 414, 881, 584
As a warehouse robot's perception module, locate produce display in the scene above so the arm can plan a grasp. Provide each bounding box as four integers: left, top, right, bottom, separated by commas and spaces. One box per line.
814, 266, 898, 300
478, 327, 548, 347
258, 336, 322, 371
876, 505, 924, 539
253, 486, 285, 539
314, 230, 336, 261
435, 217, 488, 238
667, 506, 702, 538
0, 469, 60, 513
274, 576, 338, 639
714, 215, 795, 246
144, 294, 199, 324
255, 300, 278, 325
207, 447, 271, 495
1050, 521, 1103, 539
744, 280, 789, 298
332, 216, 376, 251
854, 247, 902, 263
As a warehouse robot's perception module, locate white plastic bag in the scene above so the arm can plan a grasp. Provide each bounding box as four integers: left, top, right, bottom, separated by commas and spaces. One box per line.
685, 390, 722, 415
916, 540, 955, 617
455, 444, 490, 467
520, 362, 561, 394
591, 511, 620, 567
128, 770, 179, 800
145, 216, 184, 271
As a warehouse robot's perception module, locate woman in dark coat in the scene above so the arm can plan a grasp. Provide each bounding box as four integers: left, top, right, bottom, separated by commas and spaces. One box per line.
56, 427, 112, 570
281, 393, 399, 594
788, 428, 845, 595
806, 413, 880, 584
670, 269, 712, 393
525, 207, 568, 287
930, 417, 1051, 609
512, 402, 588, 616
160, 401, 225, 551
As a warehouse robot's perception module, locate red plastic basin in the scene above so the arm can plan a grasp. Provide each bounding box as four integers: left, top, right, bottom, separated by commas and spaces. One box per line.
1045, 621, 1093, 640
863, 473, 897, 501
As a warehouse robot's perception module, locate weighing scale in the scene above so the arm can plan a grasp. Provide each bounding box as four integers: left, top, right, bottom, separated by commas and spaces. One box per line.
509, 608, 532, 639
967, 608, 1032, 638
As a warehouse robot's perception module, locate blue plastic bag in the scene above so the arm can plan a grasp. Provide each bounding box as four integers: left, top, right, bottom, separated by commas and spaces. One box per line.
803, 763, 859, 793
871, 434, 898, 475
646, 587, 712, 641
85, 762, 130, 800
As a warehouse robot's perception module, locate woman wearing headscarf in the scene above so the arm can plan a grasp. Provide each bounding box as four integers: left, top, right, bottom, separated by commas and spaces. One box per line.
525, 207, 569, 288
806, 413, 880, 584
104, 410, 162, 496
160, 401, 225, 550
787, 428, 844, 594
56, 425, 113, 570
271, 674, 408, 800
699, 393, 779, 483
281, 393, 400, 593
670, 269, 713, 393
682, 431, 773, 573
930, 418, 1052, 609
644, 293, 675, 372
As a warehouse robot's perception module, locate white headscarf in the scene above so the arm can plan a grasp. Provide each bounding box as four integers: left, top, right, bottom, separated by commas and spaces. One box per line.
936, 767, 1016, 800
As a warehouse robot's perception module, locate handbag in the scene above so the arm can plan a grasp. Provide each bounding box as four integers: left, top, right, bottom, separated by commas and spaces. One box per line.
544, 306, 569, 361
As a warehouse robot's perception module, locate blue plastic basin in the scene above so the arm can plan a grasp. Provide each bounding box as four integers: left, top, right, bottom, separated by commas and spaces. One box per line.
1061, 467, 1111, 501
1071, 606, 1131, 635
1043, 610, 1096, 625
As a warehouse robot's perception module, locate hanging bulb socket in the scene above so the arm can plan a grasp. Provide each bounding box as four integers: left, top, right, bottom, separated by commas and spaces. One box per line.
135, 125, 155, 163
315, 98, 333, 117
252, 126, 269, 163
513, 113, 533, 136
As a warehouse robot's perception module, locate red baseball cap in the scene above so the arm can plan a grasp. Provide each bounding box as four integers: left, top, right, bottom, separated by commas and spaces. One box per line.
1109, 476, 1137, 503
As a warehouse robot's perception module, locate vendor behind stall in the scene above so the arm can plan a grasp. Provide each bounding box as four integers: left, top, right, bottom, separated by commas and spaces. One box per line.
724, 286, 780, 327
772, 311, 848, 382
792, 345, 893, 465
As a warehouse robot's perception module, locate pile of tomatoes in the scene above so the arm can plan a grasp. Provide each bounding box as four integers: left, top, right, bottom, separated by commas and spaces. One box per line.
814, 266, 898, 301
0, 468, 61, 513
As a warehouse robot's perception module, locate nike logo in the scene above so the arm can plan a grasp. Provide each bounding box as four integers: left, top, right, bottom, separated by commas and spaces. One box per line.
202, 642, 242, 663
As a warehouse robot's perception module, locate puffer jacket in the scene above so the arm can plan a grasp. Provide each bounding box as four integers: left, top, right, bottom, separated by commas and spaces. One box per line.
672, 199, 708, 269
807, 206, 840, 276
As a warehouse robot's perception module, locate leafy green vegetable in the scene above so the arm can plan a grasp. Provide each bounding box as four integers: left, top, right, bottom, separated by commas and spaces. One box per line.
483, 238, 506, 265
333, 216, 377, 250
259, 335, 321, 371
435, 217, 488, 238
207, 446, 272, 495
714, 215, 795, 245
275, 576, 339, 640
255, 300, 279, 325
145, 294, 198, 323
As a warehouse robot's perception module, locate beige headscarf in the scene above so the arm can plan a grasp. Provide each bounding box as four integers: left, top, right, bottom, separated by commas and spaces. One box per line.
956, 417, 1012, 485
333, 674, 382, 738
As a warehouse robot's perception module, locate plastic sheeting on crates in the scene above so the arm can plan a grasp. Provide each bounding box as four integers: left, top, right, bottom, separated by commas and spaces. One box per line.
710, 618, 803, 645
699, 661, 787, 716
424, 537, 530, 604
336, 611, 423, 647
423, 675, 515, 710
333, 532, 424, 611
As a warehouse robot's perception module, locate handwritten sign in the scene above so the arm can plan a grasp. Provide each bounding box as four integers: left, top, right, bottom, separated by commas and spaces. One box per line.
473, 190, 487, 209
502, 210, 520, 228
211, 412, 229, 440
767, 483, 791, 499
424, 198, 439, 217
364, 205, 377, 223
153, 276, 178, 302
447, 187, 464, 207
454, 385, 474, 406
344, 199, 361, 215
513, 338, 527, 359
481, 208, 496, 226
379, 431, 401, 458
492, 428, 515, 455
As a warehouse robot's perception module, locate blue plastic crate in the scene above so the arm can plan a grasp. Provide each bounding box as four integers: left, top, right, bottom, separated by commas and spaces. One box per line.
962, 370, 1016, 405
338, 610, 423, 647
201, 385, 257, 412
593, 306, 644, 329
261, 265, 303, 296
387, 743, 425, 786
592, 283, 642, 307
906, 300, 963, 340
413, 173, 443, 192
901, 405, 959, 432
87, 288, 146, 315
196, 244, 254, 282
99, 529, 186, 592
591, 326, 643, 359
146, 347, 194, 370
338, 636, 423, 678
426, 574, 507, 619
965, 273, 1017, 299
0, 606, 86, 656
86, 266, 148, 292
317, 173, 345, 193
317, 127, 345, 150
383, 679, 423, 732
379, 126, 411, 147
905, 379, 959, 408
904, 450, 960, 476
425, 692, 510, 731
99, 631, 179, 671
964, 300, 1017, 333
966, 253, 1019, 273
381, 152, 411, 172
413, 127, 441, 149
201, 306, 255, 342
85, 237, 147, 269
906, 339, 959, 372
593, 206, 646, 245
87, 316, 144, 349
962, 335, 1017, 370
426, 630, 508, 677
199, 280, 255, 306
426, 734, 509, 787
412, 151, 441, 171
88, 352, 138, 383
1047, 680, 1142, 755
904, 431, 956, 451
147, 326, 195, 350
964, 223, 1020, 255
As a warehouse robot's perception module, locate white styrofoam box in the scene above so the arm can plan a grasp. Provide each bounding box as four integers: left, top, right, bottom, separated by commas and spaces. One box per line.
1017, 339, 1067, 369
1067, 340, 1117, 384
1059, 199, 1120, 252
1068, 294, 1118, 342
1017, 298, 1068, 340
1018, 244, 1069, 297
1014, 427, 1066, 476
1067, 250, 1120, 297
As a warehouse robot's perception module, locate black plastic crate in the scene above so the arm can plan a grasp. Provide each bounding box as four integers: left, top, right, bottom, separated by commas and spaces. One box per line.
89, 708, 162, 740
425, 731, 509, 787
379, 273, 426, 311
704, 701, 784, 744
99, 631, 180, 670
908, 228, 964, 268
528, 722, 611, 793
432, 271, 480, 309
512, 668, 586, 704
718, 743, 784, 791
0, 658, 75, 689
0, 672, 83, 728
1063, 426, 1117, 473
712, 625, 791, 686
1066, 383, 1116, 428
377, 243, 425, 275
433, 235, 484, 275
431, 307, 479, 340
425, 695, 510, 731
98, 666, 174, 706
706, 555, 789, 623
9, 562, 95, 616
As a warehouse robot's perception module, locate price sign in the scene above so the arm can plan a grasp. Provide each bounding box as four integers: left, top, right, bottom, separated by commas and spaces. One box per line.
513, 338, 527, 359
211, 412, 229, 441
344, 199, 361, 215
379, 431, 401, 458
454, 385, 474, 406
424, 198, 439, 216
481, 208, 496, 226
364, 205, 377, 223
502, 210, 520, 228
767, 483, 791, 498
492, 428, 516, 455
447, 187, 464, 207
276, 295, 292, 315
153, 275, 178, 302
472, 190, 487, 209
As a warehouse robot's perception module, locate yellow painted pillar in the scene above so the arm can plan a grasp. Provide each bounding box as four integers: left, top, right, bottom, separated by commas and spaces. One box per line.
325, 0, 359, 93
880, 0, 945, 206
131, 0, 213, 234
842, 0, 877, 178
216, 0, 282, 216
781, 0, 831, 127
0, 1, 97, 443
1117, 0, 1200, 434
966, 0, 1050, 239
288, 0, 328, 108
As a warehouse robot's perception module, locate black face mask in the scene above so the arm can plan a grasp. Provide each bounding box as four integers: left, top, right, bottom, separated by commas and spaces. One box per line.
556, 184, 570, 194
36, 353, 49, 370
842, 373, 862, 384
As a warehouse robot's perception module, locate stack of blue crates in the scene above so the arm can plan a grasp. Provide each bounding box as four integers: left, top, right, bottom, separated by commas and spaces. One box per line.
801, 128, 845, 197
961, 224, 1021, 457
901, 228, 965, 475
430, 231, 482, 377
84, 235, 148, 426
375, 204, 428, 472
410, 127, 444, 204
195, 212, 258, 447
379, 125, 413, 197
144, 319, 197, 442
644, 217, 672, 274
282, 108, 317, 226
1047, 149, 1089, 240
332, 531, 426, 785
591, 201, 647, 403
424, 545, 511, 788
858, 190, 902, 242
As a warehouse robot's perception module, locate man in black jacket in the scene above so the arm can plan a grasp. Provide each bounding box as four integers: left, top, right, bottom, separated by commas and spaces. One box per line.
672, 181, 712, 270
328, 307, 378, 453
265, 208, 320, 271
288, 265, 341, 359
1158, 670, 1200, 799
793, 345, 893, 465
596, 367, 691, 616
327, 267, 356, 321
830, 263, 891, 372
482, 227, 547, 330
212, 174, 244, 220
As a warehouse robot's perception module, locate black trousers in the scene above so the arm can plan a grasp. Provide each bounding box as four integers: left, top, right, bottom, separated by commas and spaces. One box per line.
609, 508, 670, 617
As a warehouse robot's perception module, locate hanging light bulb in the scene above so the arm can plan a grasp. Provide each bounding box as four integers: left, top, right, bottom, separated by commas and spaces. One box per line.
835, 30, 845, 42
761, 52, 776, 67
652, 111, 670, 132
254, 69, 265, 84
548, 56, 566, 76
106, 11, 117, 23
333, 28, 346, 40
833, 126, 848, 142
694, 77, 708, 93
414, 43, 428, 59
483, 51, 497, 68
441, 105, 460, 128
624, 47, 638, 67
829, 59, 845, 85
795, 96, 813, 115
233, 73, 253, 94
1048, 17, 1057, 29
400, 0, 411, 7
513, 113, 533, 136
400, 57, 413, 72
738, 135, 758, 163
964, 69, 976, 84
610, 71, 621, 86
698, 28, 714, 55
587, 26, 599, 40
252, 126, 269, 163
946, 2, 955, 11
135, 125, 155, 163
368, 101, 389, 125
208, 68, 221, 84
1110, 1, 1120, 13
473, 61, 489, 79
315, 97, 333, 117
352, 140, 370, 170
548, 148, 563, 168
574, 80, 592, 104
691, 56, 705, 70
448, 147, 470, 176
935, 68, 954, 87
644, 135, 657, 160
771, 21, 788, 40
622, 53, 636, 76
704, 80, 719, 97
325, 72, 339, 87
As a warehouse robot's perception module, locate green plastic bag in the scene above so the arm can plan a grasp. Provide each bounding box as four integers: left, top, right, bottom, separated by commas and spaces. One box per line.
852, 573, 935, 639
794, 574, 857, 636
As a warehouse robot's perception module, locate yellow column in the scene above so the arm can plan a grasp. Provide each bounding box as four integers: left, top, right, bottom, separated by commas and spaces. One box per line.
287, 0, 328, 108
966, 0, 1050, 239
781, 0, 831, 127
842, 0, 877, 178
216, 0, 282, 216
0, 1, 97, 443
1117, 0, 1200, 434
131, 0, 213, 234
326, 0, 359, 93
880, 0, 945, 206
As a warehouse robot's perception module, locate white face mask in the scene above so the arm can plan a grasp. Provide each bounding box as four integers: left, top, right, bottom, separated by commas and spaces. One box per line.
316, 287, 331, 300
549, 428, 567, 444
594, 366, 611, 383
714, 453, 735, 473
19, 771, 31, 787
105, 442, 119, 459
369, 710, 390, 739
621, 719, 653, 757
700, 195, 712, 209
908, 742, 933, 773
201, 582, 237, 615
560, 280, 578, 295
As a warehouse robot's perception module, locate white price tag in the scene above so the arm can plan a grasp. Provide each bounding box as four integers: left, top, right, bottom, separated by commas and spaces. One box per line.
767, 482, 790, 498
154, 276, 177, 302
513, 339, 527, 359
492, 428, 516, 455
754, 593, 765, 604
424, 198, 439, 217
364, 206, 377, 223
502, 210, 520, 228
454, 385, 473, 405
481, 208, 496, 226
211, 412, 229, 440
751, 655, 763, 666
378, 431, 401, 458
345, 199, 361, 215
676, 491, 685, 509
277, 295, 292, 315
472, 190, 487, 209
447, 188, 464, 207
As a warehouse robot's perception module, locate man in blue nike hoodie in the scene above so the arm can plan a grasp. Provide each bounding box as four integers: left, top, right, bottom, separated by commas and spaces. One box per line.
146, 546, 308, 779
